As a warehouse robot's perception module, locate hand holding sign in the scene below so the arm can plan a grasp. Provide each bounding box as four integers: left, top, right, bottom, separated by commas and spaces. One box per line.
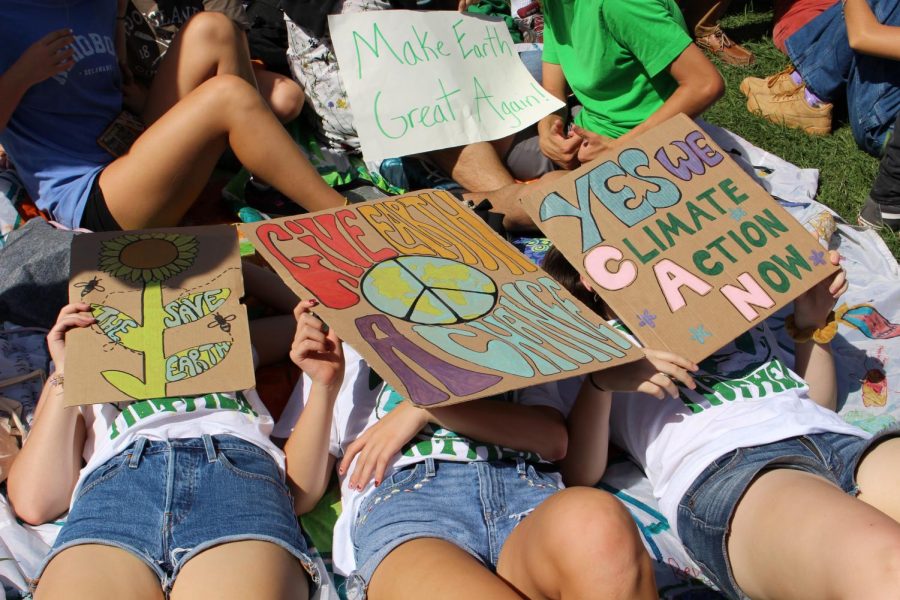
521, 114, 839, 362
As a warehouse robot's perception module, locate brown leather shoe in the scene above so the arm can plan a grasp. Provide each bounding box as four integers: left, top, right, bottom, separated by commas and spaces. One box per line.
740, 66, 799, 98
696, 27, 755, 66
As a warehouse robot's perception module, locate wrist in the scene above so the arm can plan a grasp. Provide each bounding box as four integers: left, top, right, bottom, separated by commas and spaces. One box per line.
786, 311, 837, 344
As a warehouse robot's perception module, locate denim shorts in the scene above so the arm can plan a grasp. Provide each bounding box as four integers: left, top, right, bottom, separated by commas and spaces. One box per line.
36, 435, 320, 594
676, 428, 900, 599
348, 458, 561, 599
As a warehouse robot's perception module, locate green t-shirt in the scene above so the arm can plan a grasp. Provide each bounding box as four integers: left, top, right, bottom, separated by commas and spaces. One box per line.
542, 0, 692, 138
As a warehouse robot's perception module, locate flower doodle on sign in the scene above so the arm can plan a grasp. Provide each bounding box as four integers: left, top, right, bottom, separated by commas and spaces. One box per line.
89, 233, 235, 399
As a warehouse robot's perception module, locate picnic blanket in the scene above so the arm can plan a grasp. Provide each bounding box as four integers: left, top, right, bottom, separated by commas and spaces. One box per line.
0, 124, 897, 598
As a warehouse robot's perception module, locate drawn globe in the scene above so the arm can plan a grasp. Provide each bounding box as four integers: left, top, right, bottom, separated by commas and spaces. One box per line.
361, 256, 497, 325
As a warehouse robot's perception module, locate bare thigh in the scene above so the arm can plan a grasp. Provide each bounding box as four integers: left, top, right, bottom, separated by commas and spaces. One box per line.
143, 12, 255, 125
728, 468, 900, 600
98, 78, 235, 229
170, 540, 309, 600
35, 544, 163, 600
857, 436, 900, 521
367, 538, 521, 600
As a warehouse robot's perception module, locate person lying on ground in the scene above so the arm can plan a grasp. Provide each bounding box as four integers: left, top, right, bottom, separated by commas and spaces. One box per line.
0, 0, 345, 232
543, 245, 900, 600
8, 303, 320, 600
285, 301, 657, 600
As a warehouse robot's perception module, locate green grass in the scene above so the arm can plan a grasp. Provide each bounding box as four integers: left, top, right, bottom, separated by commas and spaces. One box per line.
705, 2, 899, 257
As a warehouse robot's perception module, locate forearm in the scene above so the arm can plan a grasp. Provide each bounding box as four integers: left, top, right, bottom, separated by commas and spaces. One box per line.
425, 399, 567, 461
794, 340, 837, 411
845, 0, 900, 59
618, 82, 722, 144
284, 383, 339, 514
558, 380, 612, 486
617, 45, 724, 144
7, 376, 84, 524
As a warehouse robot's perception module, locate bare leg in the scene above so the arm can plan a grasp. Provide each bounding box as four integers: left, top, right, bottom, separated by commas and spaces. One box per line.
35, 544, 163, 600
255, 67, 305, 123
142, 12, 257, 125
368, 538, 521, 600
427, 141, 516, 192
170, 540, 309, 600
857, 436, 900, 521
99, 75, 344, 229
464, 170, 569, 231
497, 488, 656, 600
728, 469, 900, 600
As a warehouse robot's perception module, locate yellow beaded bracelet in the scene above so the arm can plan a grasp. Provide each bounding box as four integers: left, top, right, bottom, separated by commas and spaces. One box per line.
784, 311, 838, 344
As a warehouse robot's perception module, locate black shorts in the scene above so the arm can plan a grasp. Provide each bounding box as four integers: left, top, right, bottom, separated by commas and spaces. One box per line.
79, 175, 121, 231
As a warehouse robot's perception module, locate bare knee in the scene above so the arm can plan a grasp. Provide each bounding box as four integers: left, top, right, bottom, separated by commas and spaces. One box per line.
549, 488, 642, 557
268, 77, 305, 122
179, 11, 241, 48
196, 74, 263, 113
539, 488, 653, 598
854, 530, 900, 599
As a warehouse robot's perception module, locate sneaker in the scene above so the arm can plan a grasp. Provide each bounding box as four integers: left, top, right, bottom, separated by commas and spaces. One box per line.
740, 66, 799, 98
859, 196, 900, 232
746, 85, 832, 135
695, 27, 755, 66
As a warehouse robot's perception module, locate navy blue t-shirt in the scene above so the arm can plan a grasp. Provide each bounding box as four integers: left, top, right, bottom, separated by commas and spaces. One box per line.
0, 0, 122, 228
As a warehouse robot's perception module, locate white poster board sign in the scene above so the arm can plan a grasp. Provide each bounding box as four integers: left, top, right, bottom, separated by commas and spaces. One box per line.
329, 10, 564, 162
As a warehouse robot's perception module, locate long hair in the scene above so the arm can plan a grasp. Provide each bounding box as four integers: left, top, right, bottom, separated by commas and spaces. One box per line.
540, 246, 607, 318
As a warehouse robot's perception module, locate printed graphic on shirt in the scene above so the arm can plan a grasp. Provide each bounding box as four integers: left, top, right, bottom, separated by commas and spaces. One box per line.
679, 326, 806, 414
375, 384, 541, 463
52, 32, 117, 85
108, 391, 258, 440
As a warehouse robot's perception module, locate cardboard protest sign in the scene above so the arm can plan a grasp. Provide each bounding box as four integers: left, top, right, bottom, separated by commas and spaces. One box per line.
240, 190, 642, 407
328, 10, 564, 161
521, 114, 839, 363
65, 225, 255, 406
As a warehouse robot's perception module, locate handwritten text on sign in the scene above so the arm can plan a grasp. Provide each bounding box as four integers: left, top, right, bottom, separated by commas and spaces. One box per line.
242, 191, 641, 407
328, 11, 564, 161
522, 115, 837, 362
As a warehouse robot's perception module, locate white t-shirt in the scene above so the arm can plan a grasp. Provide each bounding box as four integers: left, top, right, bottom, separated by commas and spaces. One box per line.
75, 388, 283, 502
609, 322, 868, 538
300, 344, 576, 576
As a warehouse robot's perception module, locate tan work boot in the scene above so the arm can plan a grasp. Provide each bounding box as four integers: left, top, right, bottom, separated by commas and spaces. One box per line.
740, 66, 799, 98
746, 85, 832, 135
695, 27, 755, 66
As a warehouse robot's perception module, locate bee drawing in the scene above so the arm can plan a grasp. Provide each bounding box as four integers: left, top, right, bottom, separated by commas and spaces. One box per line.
74, 276, 105, 298
208, 312, 236, 333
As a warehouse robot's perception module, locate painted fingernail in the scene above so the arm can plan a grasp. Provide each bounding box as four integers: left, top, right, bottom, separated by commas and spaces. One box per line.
309, 299, 319, 306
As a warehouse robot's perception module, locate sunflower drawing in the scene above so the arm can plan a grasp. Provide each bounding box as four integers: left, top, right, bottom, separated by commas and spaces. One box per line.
92, 232, 205, 399
98, 233, 198, 283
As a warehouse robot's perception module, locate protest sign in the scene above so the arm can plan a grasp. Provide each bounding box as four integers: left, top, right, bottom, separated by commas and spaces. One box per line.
521, 114, 839, 362
328, 10, 564, 161
65, 225, 254, 406
240, 190, 642, 407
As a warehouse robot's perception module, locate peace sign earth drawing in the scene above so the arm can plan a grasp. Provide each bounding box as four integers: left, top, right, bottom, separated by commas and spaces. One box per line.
361, 256, 498, 325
